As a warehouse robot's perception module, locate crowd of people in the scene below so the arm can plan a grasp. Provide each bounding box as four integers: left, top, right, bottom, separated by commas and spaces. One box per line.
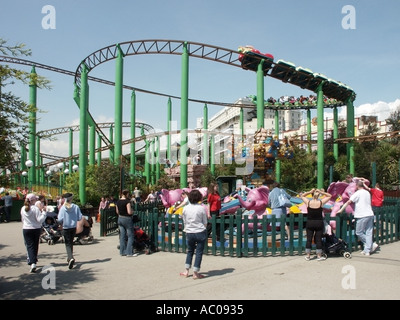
4, 173, 387, 276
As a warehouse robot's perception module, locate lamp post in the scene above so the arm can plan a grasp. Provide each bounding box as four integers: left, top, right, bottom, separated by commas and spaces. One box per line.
72, 164, 79, 172
25, 160, 33, 192
57, 162, 64, 195
46, 169, 52, 195
22, 171, 28, 189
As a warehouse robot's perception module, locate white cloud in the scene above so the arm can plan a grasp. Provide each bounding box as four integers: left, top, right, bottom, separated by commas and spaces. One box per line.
325, 99, 400, 122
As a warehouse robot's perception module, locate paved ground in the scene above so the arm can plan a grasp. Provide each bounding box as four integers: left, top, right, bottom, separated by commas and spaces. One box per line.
1, 220, 400, 302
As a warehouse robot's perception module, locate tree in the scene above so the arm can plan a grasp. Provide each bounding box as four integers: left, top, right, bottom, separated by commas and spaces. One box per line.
0, 39, 50, 183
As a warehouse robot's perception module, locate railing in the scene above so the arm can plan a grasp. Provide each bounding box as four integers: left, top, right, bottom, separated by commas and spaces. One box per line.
100, 200, 400, 257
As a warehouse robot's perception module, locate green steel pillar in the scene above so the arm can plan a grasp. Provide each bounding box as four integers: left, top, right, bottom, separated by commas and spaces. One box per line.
316, 82, 325, 189
372, 162, 376, 187
114, 44, 124, 166
307, 109, 311, 154
28, 66, 37, 186
156, 136, 160, 181
109, 125, 114, 163
333, 106, 339, 161
145, 140, 150, 184
203, 104, 209, 165
346, 98, 355, 175
274, 110, 280, 183
69, 128, 73, 172
151, 138, 156, 185
210, 135, 215, 176
97, 133, 102, 165
35, 136, 40, 184
21, 144, 26, 186
79, 64, 89, 205
240, 107, 244, 139
180, 42, 189, 188
167, 97, 172, 161
89, 125, 95, 165
130, 90, 136, 177
257, 60, 265, 129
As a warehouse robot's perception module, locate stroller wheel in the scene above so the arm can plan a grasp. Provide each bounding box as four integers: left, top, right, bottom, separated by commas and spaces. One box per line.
344, 252, 352, 259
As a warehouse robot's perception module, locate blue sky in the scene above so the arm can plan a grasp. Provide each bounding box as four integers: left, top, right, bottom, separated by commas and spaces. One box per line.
1, 0, 400, 159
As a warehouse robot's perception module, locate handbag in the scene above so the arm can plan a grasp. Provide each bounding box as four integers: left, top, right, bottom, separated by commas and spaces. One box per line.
278, 193, 292, 208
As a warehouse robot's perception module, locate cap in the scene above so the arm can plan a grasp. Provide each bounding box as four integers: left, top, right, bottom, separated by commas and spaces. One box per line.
62, 192, 73, 199
26, 193, 38, 201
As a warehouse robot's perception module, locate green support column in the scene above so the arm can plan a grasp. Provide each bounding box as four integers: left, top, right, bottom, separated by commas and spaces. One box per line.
346, 98, 355, 175
151, 139, 156, 185
114, 44, 124, 166
372, 162, 376, 187
109, 125, 114, 163
21, 144, 26, 186
307, 109, 311, 154
156, 137, 160, 181
180, 42, 189, 188
333, 106, 339, 161
79, 64, 89, 205
210, 135, 215, 176
145, 140, 150, 184
89, 125, 95, 165
274, 110, 280, 183
203, 104, 209, 165
35, 136, 40, 184
97, 133, 102, 165
257, 60, 265, 129
130, 90, 136, 177
69, 128, 73, 172
240, 107, 244, 139
28, 66, 37, 186
316, 82, 325, 189
167, 97, 172, 161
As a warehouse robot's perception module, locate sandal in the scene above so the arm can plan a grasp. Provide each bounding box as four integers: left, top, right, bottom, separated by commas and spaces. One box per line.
180, 272, 189, 278
193, 274, 205, 280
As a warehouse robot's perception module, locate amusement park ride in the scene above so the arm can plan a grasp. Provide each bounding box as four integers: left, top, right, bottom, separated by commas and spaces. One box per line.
1, 39, 362, 204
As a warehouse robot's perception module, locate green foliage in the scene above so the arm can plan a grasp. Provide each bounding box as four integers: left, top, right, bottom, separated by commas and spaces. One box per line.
153, 175, 180, 191
64, 161, 121, 206
0, 38, 51, 172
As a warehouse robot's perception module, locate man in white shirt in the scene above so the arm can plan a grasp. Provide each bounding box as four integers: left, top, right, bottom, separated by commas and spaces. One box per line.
337, 180, 379, 256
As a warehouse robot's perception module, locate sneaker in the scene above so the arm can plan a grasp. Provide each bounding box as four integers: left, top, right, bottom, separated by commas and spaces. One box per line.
68, 258, 75, 269
127, 253, 139, 257
304, 256, 311, 261
30, 263, 37, 273
360, 251, 370, 256
371, 242, 379, 253
317, 256, 326, 261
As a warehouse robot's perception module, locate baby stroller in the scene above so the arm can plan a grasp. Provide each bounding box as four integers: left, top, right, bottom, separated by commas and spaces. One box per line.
41, 212, 63, 245
133, 226, 158, 254
322, 232, 352, 259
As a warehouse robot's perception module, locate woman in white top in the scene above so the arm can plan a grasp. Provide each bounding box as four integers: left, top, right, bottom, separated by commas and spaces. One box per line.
180, 190, 208, 279
21, 193, 47, 273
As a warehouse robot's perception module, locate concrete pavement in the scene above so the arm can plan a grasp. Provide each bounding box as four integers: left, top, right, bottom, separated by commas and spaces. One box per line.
1, 220, 400, 301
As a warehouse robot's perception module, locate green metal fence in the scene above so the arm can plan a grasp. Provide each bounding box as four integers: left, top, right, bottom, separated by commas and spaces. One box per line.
100, 199, 400, 257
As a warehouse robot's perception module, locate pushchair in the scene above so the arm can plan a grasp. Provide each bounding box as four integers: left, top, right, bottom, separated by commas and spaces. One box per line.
117, 225, 158, 255
40, 212, 63, 245
322, 232, 352, 259
133, 226, 158, 254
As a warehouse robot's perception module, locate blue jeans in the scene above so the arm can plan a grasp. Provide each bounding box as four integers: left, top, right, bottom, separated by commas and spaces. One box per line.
355, 216, 374, 253
185, 230, 207, 272
118, 216, 134, 256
